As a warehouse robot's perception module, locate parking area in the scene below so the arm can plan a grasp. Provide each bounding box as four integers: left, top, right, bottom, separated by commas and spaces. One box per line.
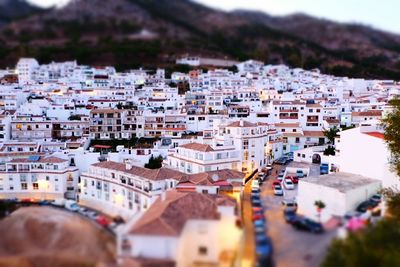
260, 165, 337, 267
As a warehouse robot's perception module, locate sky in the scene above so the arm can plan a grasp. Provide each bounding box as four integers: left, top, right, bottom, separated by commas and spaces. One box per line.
27, 0, 400, 34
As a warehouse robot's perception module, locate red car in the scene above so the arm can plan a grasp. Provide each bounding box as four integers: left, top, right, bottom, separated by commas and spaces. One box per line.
252, 207, 263, 213
96, 215, 111, 227
272, 180, 281, 189
252, 214, 264, 221
286, 176, 299, 184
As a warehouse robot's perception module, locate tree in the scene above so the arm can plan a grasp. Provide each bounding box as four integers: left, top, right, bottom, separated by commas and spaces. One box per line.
382, 98, 400, 176
323, 126, 340, 145
381, 188, 400, 222
314, 200, 326, 222
322, 219, 400, 267
324, 145, 336, 156
144, 155, 163, 169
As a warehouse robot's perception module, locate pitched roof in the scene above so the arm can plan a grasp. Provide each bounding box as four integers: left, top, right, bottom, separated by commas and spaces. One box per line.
129, 191, 222, 236
303, 131, 325, 137
92, 161, 185, 181
179, 142, 214, 152
10, 156, 67, 164
179, 169, 246, 186
351, 110, 382, 117
226, 121, 257, 127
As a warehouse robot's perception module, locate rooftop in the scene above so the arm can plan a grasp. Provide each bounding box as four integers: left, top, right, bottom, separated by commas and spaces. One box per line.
129, 191, 230, 236
91, 161, 185, 181
300, 172, 380, 193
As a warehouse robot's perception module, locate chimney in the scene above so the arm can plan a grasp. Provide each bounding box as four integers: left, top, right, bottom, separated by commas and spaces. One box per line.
125, 162, 132, 170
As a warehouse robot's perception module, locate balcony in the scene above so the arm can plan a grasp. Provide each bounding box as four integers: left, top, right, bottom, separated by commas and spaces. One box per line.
279, 115, 298, 120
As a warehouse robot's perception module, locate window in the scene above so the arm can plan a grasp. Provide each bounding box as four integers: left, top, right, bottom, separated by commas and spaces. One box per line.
46, 176, 50, 181
33, 183, 39, 190
198, 246, 208, 256
21, 183, 27, 190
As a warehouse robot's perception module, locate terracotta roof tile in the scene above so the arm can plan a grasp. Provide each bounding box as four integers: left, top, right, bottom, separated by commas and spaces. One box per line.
129, 191, 222, 236
92, 161, 185, 181
179, 142, 214, 152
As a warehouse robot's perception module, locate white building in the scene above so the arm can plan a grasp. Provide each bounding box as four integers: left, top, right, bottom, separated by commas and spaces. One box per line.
337, 124, 400, 189
0, 155, 79, 200
79, 161, 185, 219
118, 190, 241, 267
297, 172, 381, 222
167, 142, 241, 174
16, 58, 39, 84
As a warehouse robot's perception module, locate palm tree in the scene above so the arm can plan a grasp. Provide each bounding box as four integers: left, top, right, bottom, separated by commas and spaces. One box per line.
323, 127, 339, 145
314, 200, 326, 222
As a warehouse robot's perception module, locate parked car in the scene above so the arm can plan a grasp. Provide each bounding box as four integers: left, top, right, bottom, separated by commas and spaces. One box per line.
255, 236, 273, 265
272, 180, 281, 188
252, 201, 262, 208
87, 211, 98, 220
274, 157, 288, 165
286, 175, 298, 184
370, 194, 382, 203
253, 214, 265, 221
254, 219, 266, 228
285, 152, 294, 161
3, 198, 19, 203
252, 207, 263, 213
283, 179, 295, 190
254, 224, 266, 235
51, 198, 66, 207
78, 207, 91, 216
282, 200, 297, 212
283, 209, 297, 223
38, 200, 53, 206
273, 185, 284, 196
252, 198, 262, 207
20, 198, 36, 204
251, 195, 261, 202
252, 192, 261, 199
65, 200, 80, 212
258, 173, 267, 181
96, 215, 111, 227
292, 217, 324, 233
296, 170, 305, 178
356, 200, 378, 213
252, 188, 260, 194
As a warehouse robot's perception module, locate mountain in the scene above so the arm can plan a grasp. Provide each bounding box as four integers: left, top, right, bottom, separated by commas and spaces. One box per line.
0, 0, 44, 25
0, 0, 399, 79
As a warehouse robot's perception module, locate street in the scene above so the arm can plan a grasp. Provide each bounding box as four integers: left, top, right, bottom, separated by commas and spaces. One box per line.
261, 165, 337, 267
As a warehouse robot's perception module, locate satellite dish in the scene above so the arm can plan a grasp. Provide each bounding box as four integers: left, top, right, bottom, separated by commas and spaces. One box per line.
211, 174, 219, 182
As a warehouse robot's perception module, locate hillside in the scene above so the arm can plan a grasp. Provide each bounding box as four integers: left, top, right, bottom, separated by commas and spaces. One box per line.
0, 0, 399, 79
